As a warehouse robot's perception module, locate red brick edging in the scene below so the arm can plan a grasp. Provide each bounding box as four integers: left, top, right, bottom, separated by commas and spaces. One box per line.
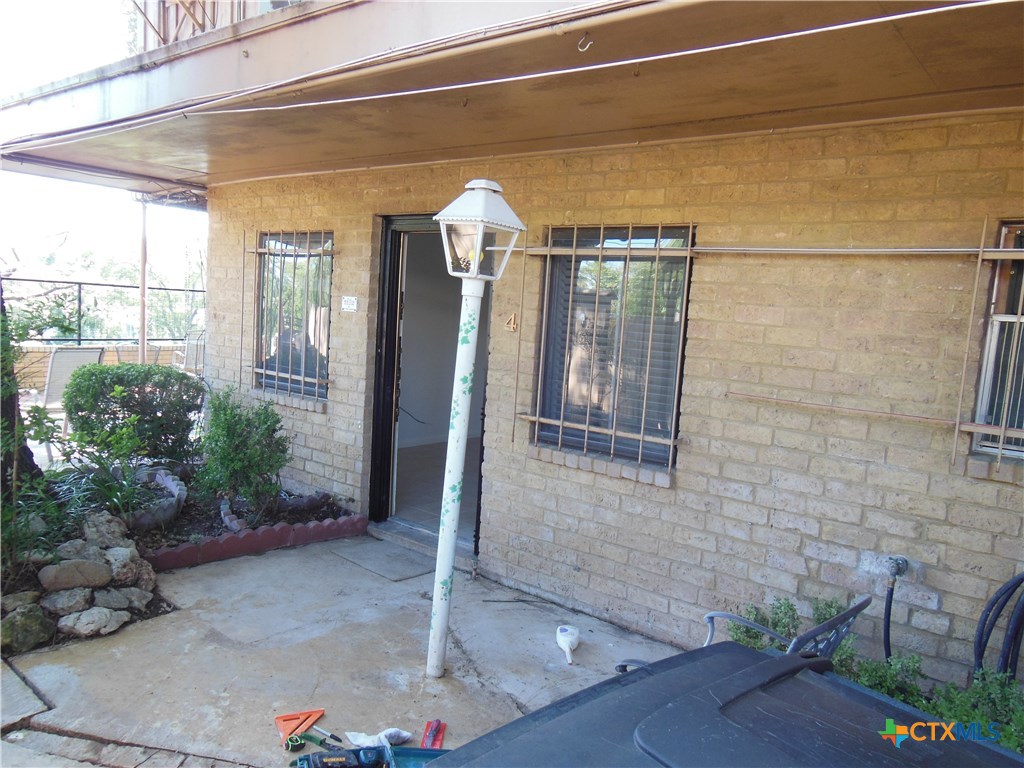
142, 515, 369, 571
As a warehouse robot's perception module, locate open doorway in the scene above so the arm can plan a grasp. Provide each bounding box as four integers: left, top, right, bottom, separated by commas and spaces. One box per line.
370, 217, 488, 550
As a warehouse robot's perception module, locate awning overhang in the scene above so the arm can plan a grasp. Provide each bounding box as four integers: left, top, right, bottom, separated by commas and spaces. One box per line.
2, 0, 1021, 198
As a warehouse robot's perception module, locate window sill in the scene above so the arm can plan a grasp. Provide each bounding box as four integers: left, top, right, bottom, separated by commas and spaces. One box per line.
527, 444, 672, 488
251, 388, 327, 414
963, 453, 1024, 486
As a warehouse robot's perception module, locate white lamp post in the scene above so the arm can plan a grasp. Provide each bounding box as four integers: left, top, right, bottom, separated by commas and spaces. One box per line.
426, 179, 525, 678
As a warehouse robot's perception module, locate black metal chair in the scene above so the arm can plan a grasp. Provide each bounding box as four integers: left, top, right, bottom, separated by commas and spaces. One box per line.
703, 596, 872, 658
615, 596, 872, 674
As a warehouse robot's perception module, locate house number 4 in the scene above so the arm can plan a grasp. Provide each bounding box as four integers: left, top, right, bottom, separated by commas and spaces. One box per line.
505, 313, 518, 332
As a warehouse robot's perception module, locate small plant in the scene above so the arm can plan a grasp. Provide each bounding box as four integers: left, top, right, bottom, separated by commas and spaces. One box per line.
63, 363, 206, 464
35, 410, 160, 522
812, 597, 857, 678
1, 286, 77, 586
928, 669, 1024, 753
196, 388, 291, 521
729, 596, 800, 652
854, 654, 928, 711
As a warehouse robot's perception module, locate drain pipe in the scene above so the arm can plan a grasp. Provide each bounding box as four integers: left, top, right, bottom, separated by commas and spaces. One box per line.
884, 556, 909, 660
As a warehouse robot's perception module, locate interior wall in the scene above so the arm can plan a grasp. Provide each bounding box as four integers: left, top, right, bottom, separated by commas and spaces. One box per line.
398, 232, 488, 448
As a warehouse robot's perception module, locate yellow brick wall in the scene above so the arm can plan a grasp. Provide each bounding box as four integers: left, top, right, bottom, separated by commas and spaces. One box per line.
207, 112, 1023, 683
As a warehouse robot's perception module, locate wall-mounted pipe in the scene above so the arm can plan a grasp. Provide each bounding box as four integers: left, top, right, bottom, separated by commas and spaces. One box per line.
883, 556, 909, 661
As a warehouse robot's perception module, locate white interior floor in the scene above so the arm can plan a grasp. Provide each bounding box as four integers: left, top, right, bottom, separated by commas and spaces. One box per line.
393, 438, 480, 545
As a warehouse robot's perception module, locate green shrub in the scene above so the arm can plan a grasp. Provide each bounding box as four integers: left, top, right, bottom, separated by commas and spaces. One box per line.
59, 416, 161, 520
0, 474, 76, 590
63, 363, 205, 464
196, 388, 291, 519
812, 597, 857, 678
854, 654, 928, 711
729, 596, 800, 652
928, 670, 1024, 753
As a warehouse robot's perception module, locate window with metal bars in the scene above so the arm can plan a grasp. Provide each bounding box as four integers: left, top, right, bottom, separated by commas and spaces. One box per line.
532, 225, 692, 468
254, 231, 333, 400
974, 222, 1023, 458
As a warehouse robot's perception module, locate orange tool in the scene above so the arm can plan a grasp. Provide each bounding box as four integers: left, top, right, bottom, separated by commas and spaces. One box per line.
275, 709, 325, 744
420, 719, 446, 749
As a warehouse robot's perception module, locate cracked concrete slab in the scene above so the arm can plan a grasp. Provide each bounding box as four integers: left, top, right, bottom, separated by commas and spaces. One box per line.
0, 739, 98, 768
4, 537, 682, 767
2, 660, 48, 728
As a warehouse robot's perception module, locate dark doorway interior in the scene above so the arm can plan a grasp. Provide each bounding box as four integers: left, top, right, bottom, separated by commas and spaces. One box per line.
370, 218, 487, 550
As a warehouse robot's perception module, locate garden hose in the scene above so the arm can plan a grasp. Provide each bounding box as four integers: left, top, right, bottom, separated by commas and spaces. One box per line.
974, 573, 1024, 675
883, 556, 908, 660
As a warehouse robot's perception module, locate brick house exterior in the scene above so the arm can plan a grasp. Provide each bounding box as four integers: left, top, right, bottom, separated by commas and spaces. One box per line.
3, 2, 1021, 687
203, 111, 1022, 684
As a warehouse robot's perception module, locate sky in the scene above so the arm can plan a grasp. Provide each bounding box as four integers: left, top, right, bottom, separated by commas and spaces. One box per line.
0, 0, 207, 288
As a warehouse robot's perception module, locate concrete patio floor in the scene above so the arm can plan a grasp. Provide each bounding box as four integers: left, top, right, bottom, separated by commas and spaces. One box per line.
2, 535, 682, 767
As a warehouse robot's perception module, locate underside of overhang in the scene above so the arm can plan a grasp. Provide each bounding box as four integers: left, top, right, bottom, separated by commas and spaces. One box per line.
2, 0, 1021, 198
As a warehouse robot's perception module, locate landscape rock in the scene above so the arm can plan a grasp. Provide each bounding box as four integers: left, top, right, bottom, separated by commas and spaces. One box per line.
82, 512, 132, 548
93, 587, 153, 612
1, 605, 56, 654
56, 539, 105, 562
39, 588, 93, 616
105, 545, 143, 585
117, 587, 154, 611
133, 559, 158, 592
38, 559, 113, 591
1, 591, 40, 612
57, 607, 131, 638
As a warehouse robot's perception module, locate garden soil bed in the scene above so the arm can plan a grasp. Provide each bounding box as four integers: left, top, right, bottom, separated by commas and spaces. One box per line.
134, 495, 368, 572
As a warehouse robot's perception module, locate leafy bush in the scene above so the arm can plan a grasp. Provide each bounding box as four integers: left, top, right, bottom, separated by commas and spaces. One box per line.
729, 596, 800, 652
59, 416, 161, 520
63, 363, 205, 464
812, 597, 857, 678
196, 388, 291, 518
928, 670, 1024, 753
1, 288, 78, 586
0, 474, 80, 590
854, 654, 928, 711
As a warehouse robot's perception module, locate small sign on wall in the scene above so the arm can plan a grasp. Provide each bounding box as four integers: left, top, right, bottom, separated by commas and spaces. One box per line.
341, 296, 358, 312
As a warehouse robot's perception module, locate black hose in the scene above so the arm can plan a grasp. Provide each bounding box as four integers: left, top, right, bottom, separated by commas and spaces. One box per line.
883, 579, 895, 660
996, 591, 1024, 677
882, 557, 907, 661
974, 573, 1024, 673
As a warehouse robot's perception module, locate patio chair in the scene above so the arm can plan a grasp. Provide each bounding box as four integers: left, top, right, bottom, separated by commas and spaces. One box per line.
173, 331, 205, 374
615, 596, 872, 674
115, 343, 167, 365
36, 345, 105, 459
702, 596, 873, 658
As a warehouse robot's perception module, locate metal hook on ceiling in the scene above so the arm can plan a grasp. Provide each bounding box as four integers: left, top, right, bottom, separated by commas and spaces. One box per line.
577, 32, 593, 52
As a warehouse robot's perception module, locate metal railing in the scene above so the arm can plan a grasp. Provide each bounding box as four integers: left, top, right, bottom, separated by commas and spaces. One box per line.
1, 276, 204, 345
2, 276, 206, 391
132, 0, 303, 53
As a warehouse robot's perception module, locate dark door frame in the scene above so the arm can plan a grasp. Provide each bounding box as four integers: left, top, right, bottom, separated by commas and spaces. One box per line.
369, 215, 438, 522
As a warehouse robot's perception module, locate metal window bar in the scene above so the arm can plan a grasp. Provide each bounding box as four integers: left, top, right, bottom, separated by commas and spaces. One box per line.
669, 227, 695, 468
526, 228, 1020, 465
556, 226, 580, 452
982, 314, 1023, 457
252, 230, 333, 401
607, 225, 633, 461
530, 226, 692, 467
581, 225, 607, 455
532, 229, 555, 442
636, 225, 664, 465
